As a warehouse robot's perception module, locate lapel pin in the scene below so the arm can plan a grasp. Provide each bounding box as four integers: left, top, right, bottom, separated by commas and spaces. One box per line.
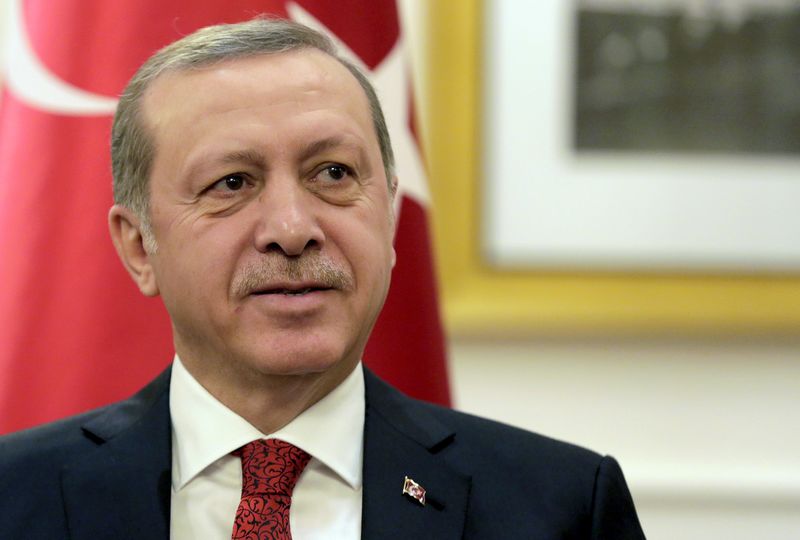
402, 476, 426, 506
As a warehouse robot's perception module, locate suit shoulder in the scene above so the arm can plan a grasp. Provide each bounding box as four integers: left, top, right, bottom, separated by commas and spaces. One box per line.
0, 406, 110, 535
364, 368, 603, 473
417, 398, 604, 470
405, 398, 643, 537
0, 405, 110, 471
0, 367, 170, 472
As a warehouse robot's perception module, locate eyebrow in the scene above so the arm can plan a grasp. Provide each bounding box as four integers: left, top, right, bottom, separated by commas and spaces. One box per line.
185, 136, 365, 181
298, 136, 365, 163
219, 149, 267, 169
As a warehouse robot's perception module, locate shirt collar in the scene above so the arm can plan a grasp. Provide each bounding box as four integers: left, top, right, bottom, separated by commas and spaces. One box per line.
169, 355, 365, 491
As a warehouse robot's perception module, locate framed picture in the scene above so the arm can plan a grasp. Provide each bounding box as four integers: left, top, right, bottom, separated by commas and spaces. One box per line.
422, 0, 800, 336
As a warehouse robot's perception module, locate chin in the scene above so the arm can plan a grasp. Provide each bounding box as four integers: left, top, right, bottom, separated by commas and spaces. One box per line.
242, 340, 357, 378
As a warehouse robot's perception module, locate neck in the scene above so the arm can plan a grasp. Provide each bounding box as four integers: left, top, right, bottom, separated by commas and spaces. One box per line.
177, 351, 358, 434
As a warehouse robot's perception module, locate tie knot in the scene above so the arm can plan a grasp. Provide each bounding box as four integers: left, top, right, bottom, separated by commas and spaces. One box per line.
234, 439, 311, 497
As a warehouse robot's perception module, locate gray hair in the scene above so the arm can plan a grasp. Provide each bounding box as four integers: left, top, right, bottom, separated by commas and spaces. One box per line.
111, 17, 395, 235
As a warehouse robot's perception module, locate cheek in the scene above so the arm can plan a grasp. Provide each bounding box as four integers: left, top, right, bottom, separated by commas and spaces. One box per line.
153, 221, 245, 301
332, 208, 394, 256
344, 229, 395, 294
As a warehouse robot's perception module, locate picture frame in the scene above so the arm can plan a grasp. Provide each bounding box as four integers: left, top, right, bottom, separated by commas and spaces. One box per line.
421, 0, 800, 337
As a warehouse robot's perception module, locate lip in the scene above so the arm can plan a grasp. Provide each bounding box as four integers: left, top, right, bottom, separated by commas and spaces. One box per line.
250, 281, 333, 296
245, 285, 334, 314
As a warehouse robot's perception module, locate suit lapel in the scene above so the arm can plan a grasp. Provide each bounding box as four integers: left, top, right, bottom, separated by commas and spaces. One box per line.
61, 368, 172, 540
361, 369, 470, 540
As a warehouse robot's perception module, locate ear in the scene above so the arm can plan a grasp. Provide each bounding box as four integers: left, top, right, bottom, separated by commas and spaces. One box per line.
389, 174, 400, 231
108, 205, 159, 297
389, 175, 398, 269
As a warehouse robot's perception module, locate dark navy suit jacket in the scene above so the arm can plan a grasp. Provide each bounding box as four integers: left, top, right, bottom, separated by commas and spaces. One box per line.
0, 367, 645, 539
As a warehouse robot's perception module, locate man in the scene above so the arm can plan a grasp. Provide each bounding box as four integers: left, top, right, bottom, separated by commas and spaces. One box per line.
0, 18, 645, 539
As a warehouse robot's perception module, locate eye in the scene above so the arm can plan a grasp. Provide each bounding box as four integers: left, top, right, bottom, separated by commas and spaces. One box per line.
316, 164, 352, 183
210, 173, 248, 192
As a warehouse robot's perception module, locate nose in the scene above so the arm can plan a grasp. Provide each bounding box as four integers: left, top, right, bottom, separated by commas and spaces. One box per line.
252, 177, 325, 257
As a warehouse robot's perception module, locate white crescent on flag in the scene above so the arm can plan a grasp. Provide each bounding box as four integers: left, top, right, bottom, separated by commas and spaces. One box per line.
287, 2, 431, 209
3, 0, 118, 115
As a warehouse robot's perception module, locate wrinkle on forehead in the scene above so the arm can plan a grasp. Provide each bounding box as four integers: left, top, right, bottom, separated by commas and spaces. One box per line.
141, 50, 378, 186
143, 49, 370, 134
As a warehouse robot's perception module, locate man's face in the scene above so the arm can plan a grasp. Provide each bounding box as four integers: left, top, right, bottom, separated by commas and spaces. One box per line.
138, 49, 396, 385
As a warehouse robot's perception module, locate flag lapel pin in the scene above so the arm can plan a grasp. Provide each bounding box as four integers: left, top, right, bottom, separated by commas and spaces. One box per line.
402, 476, 426, 506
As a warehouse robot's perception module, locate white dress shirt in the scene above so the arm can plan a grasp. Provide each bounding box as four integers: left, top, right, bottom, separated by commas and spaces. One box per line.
169, 356, 364, 540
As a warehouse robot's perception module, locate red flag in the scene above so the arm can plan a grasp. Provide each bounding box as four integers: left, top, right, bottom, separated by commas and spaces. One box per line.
0, 0, 449, 434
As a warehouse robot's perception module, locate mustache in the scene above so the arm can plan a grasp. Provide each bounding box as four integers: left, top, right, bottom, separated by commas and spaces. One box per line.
231, 253, 353, 297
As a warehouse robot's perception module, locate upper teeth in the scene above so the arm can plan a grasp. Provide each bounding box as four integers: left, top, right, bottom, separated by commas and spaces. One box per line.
282, 288, 311, 295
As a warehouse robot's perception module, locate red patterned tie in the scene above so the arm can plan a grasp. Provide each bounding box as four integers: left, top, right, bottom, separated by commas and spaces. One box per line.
231, 439, 311, 540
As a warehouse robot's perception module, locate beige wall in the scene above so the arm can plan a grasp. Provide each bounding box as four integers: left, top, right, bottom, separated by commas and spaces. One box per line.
0, 1, 7, 91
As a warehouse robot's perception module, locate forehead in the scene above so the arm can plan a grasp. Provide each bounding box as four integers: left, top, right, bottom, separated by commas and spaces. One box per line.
141, 48, 374, 150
